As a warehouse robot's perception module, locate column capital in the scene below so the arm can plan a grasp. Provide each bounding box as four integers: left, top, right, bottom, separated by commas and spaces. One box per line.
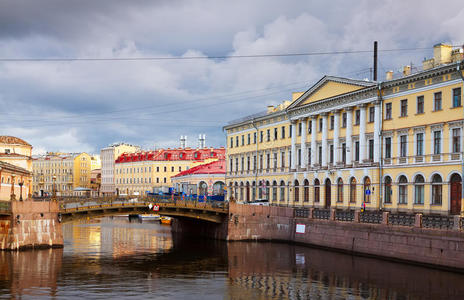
359, 103, 367, 108
311, 115, 318, 120
290, 119, 298, 124
345, 106, 354, 111
300, 116, 309, 121
373, 100, 381, 106
332, 109, 342, 114
321, 112, 329, 117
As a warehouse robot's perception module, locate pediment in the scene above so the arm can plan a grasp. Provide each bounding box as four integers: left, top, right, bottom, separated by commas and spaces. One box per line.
287, 76, 375, 109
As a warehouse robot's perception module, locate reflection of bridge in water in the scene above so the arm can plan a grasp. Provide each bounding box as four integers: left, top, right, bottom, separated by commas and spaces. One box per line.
58, 196, 229, 223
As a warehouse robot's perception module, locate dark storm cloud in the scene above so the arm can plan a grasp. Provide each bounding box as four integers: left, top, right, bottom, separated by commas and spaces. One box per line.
0, 0, 462, 154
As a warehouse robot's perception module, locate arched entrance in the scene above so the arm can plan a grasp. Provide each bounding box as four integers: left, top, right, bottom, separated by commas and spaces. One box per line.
325, 178, 331, 208
246, 182, 250, 202
450, 173, 462, 215
294, 180, 299, 202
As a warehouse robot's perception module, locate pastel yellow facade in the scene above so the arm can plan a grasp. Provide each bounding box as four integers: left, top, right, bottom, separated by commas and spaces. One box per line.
114, 158, 220, 195
225, 44, 464, 216
32, 152, 92, 196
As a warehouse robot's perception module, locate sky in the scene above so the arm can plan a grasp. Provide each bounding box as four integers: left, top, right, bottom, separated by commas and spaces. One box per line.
0, 0, 463, 155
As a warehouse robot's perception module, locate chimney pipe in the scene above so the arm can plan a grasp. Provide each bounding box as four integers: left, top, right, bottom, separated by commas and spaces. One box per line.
373, 41, 378, 81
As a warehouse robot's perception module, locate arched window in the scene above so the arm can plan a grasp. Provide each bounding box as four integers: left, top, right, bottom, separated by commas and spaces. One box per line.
363, 177, 371, 203
265, 181, 270, 201
239, 182, 244, 201
280, 180, 286, 202
398, 175, 408, 204
258, 180, 263, 199
384, 176, 392, 204
350, 177, 357, 203
337, 178, 343, 203
252, 181, 256, 201
314, 179, 320, 203
294, 180, 300, 202
272, 181, 277, 202
414, 175, 425, 204
432, 174, 442, 205
233, 182, 238, 200
304, 179, 309, 202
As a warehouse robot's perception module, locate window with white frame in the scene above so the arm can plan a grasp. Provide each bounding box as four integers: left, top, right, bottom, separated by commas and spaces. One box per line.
400, 135, 407, 157
433, 131, 441, 154
416, 132, 424, 156
452, 128, 461, 153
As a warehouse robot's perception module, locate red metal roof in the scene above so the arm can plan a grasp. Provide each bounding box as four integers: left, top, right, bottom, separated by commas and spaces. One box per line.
115, 147, 225, 164
172, 160, 225, 178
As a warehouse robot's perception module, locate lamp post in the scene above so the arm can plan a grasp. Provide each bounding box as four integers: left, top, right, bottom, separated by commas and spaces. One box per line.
19, 182, 23, 201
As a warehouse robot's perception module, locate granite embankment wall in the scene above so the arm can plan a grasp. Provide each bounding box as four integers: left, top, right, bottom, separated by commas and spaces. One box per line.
227, 203, 464, 270
0, 201, 63, 250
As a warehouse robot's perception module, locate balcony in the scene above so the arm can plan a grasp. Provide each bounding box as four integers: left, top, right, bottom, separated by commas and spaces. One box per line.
450, 153, 461, 160
398, 157, 407, 164
432, 154, 441, 162
414, 156, 424, 163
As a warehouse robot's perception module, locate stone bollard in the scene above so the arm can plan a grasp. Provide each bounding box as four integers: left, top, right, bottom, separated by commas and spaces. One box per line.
382, 212, 390, 225
415, 213, 423, 228
354, 210, 360, 223
330, 208, 336, 221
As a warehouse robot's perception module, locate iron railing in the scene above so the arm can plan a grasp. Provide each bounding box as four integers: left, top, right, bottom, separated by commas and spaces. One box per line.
422, 215, 454, 230
360, 211, 383, 224
335, 210, 354, 222
313, 209, 330, 220
388, 213, 415, 227
294, 209, 309, 218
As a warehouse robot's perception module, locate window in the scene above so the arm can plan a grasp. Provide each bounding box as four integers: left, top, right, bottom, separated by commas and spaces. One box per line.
355, 141, 360, 161
253, 155, 257, 170
253, 132, 257, 144
235, 158, 239, 171
164, 166, 167, 172
355, 110, 360, 125
241, 157, 244, 171
368, 139, 374, 160
414, 175, 424, 204
308, 147, 311, 165
385, 103, 392, 120
304, 179, 309, 202
416, 133, 424, 156
294, 180, 299, 202
384, 176, 392, 204
314, 179, 320, 203
434, 92, 442, 111
318, 146, 322, 165
259, 155, 263, 171
260, 131, 263, 143
417, 96, 424, 114
280, 181, 285, 202
400, 99, 408, 117
385, 137, 392, 159
230, 137, 233, 148
236, 136, 239, 147
350, 178, 356, 203
266, 153, 270, 169
400, 135, 407, 157
297, 149, 301, 166
398, 175, 408, 204
273, 153, 277, 169
163, 177, 167, 183
289, 125, 292, 137
363, 177, 371, 203
431, 174, 442, 205
281, 152, 285, 168
453, 88, 461, 107
281, 126, 285, 139
274, 128, 278, 140
179, 166, 181, 171
330, 116, 334, 130
246, 133, 250, 145
171, 166, 174, 172
452, 128, 461, 153
369, 107, 375, 123
342, 112, 347, 128
266, 129, 270, 142
319, 118, 323, 132
247, 157, 250, 171
298, 123, 302, 136
433, 131, 441, 154
308, 120, 312, 133
337, 178, 343, 203
156, 167, 159, 172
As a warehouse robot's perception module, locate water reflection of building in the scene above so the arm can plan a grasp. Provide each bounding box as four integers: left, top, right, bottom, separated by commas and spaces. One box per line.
226, 242, 464, 300
0, 249, 62, 297
64, 217, 173, 258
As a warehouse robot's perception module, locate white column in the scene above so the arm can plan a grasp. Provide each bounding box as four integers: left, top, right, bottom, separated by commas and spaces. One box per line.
300, 117, 308, 169
346, 108, 353, 165
333, 110, 340, 165
311, 116, 317, 168
322, 113, 328, 167
359, 104, 367, 162
291, 120, 297, 170
373, 101, 381, 163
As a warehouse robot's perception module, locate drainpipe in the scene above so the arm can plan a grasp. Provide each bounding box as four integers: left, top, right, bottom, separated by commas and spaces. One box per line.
377, 82, 384, 210
252, 119, 259, 202
456, 60, 464, 215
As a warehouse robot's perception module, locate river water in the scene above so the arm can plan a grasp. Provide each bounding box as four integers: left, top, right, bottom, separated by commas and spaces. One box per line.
1, 217, 463, 299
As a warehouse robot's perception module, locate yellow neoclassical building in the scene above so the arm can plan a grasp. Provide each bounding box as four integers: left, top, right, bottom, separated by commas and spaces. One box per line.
32, 152, 92, 196
224, 43, 464, 216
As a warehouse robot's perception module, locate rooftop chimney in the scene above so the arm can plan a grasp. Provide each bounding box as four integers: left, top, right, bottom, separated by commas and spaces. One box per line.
403, 65, 411, 76
198, 134, 206, 148
267, 105, 274, 114
433, 43, 452, 65
180, 135, 187, 149
386, 70, 394, 81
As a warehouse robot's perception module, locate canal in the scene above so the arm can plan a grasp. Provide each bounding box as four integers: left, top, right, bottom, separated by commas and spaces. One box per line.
0, 216, 463, 299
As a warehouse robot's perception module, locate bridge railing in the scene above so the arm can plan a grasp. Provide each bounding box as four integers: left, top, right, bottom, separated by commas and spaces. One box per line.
58, 195, 228, 212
